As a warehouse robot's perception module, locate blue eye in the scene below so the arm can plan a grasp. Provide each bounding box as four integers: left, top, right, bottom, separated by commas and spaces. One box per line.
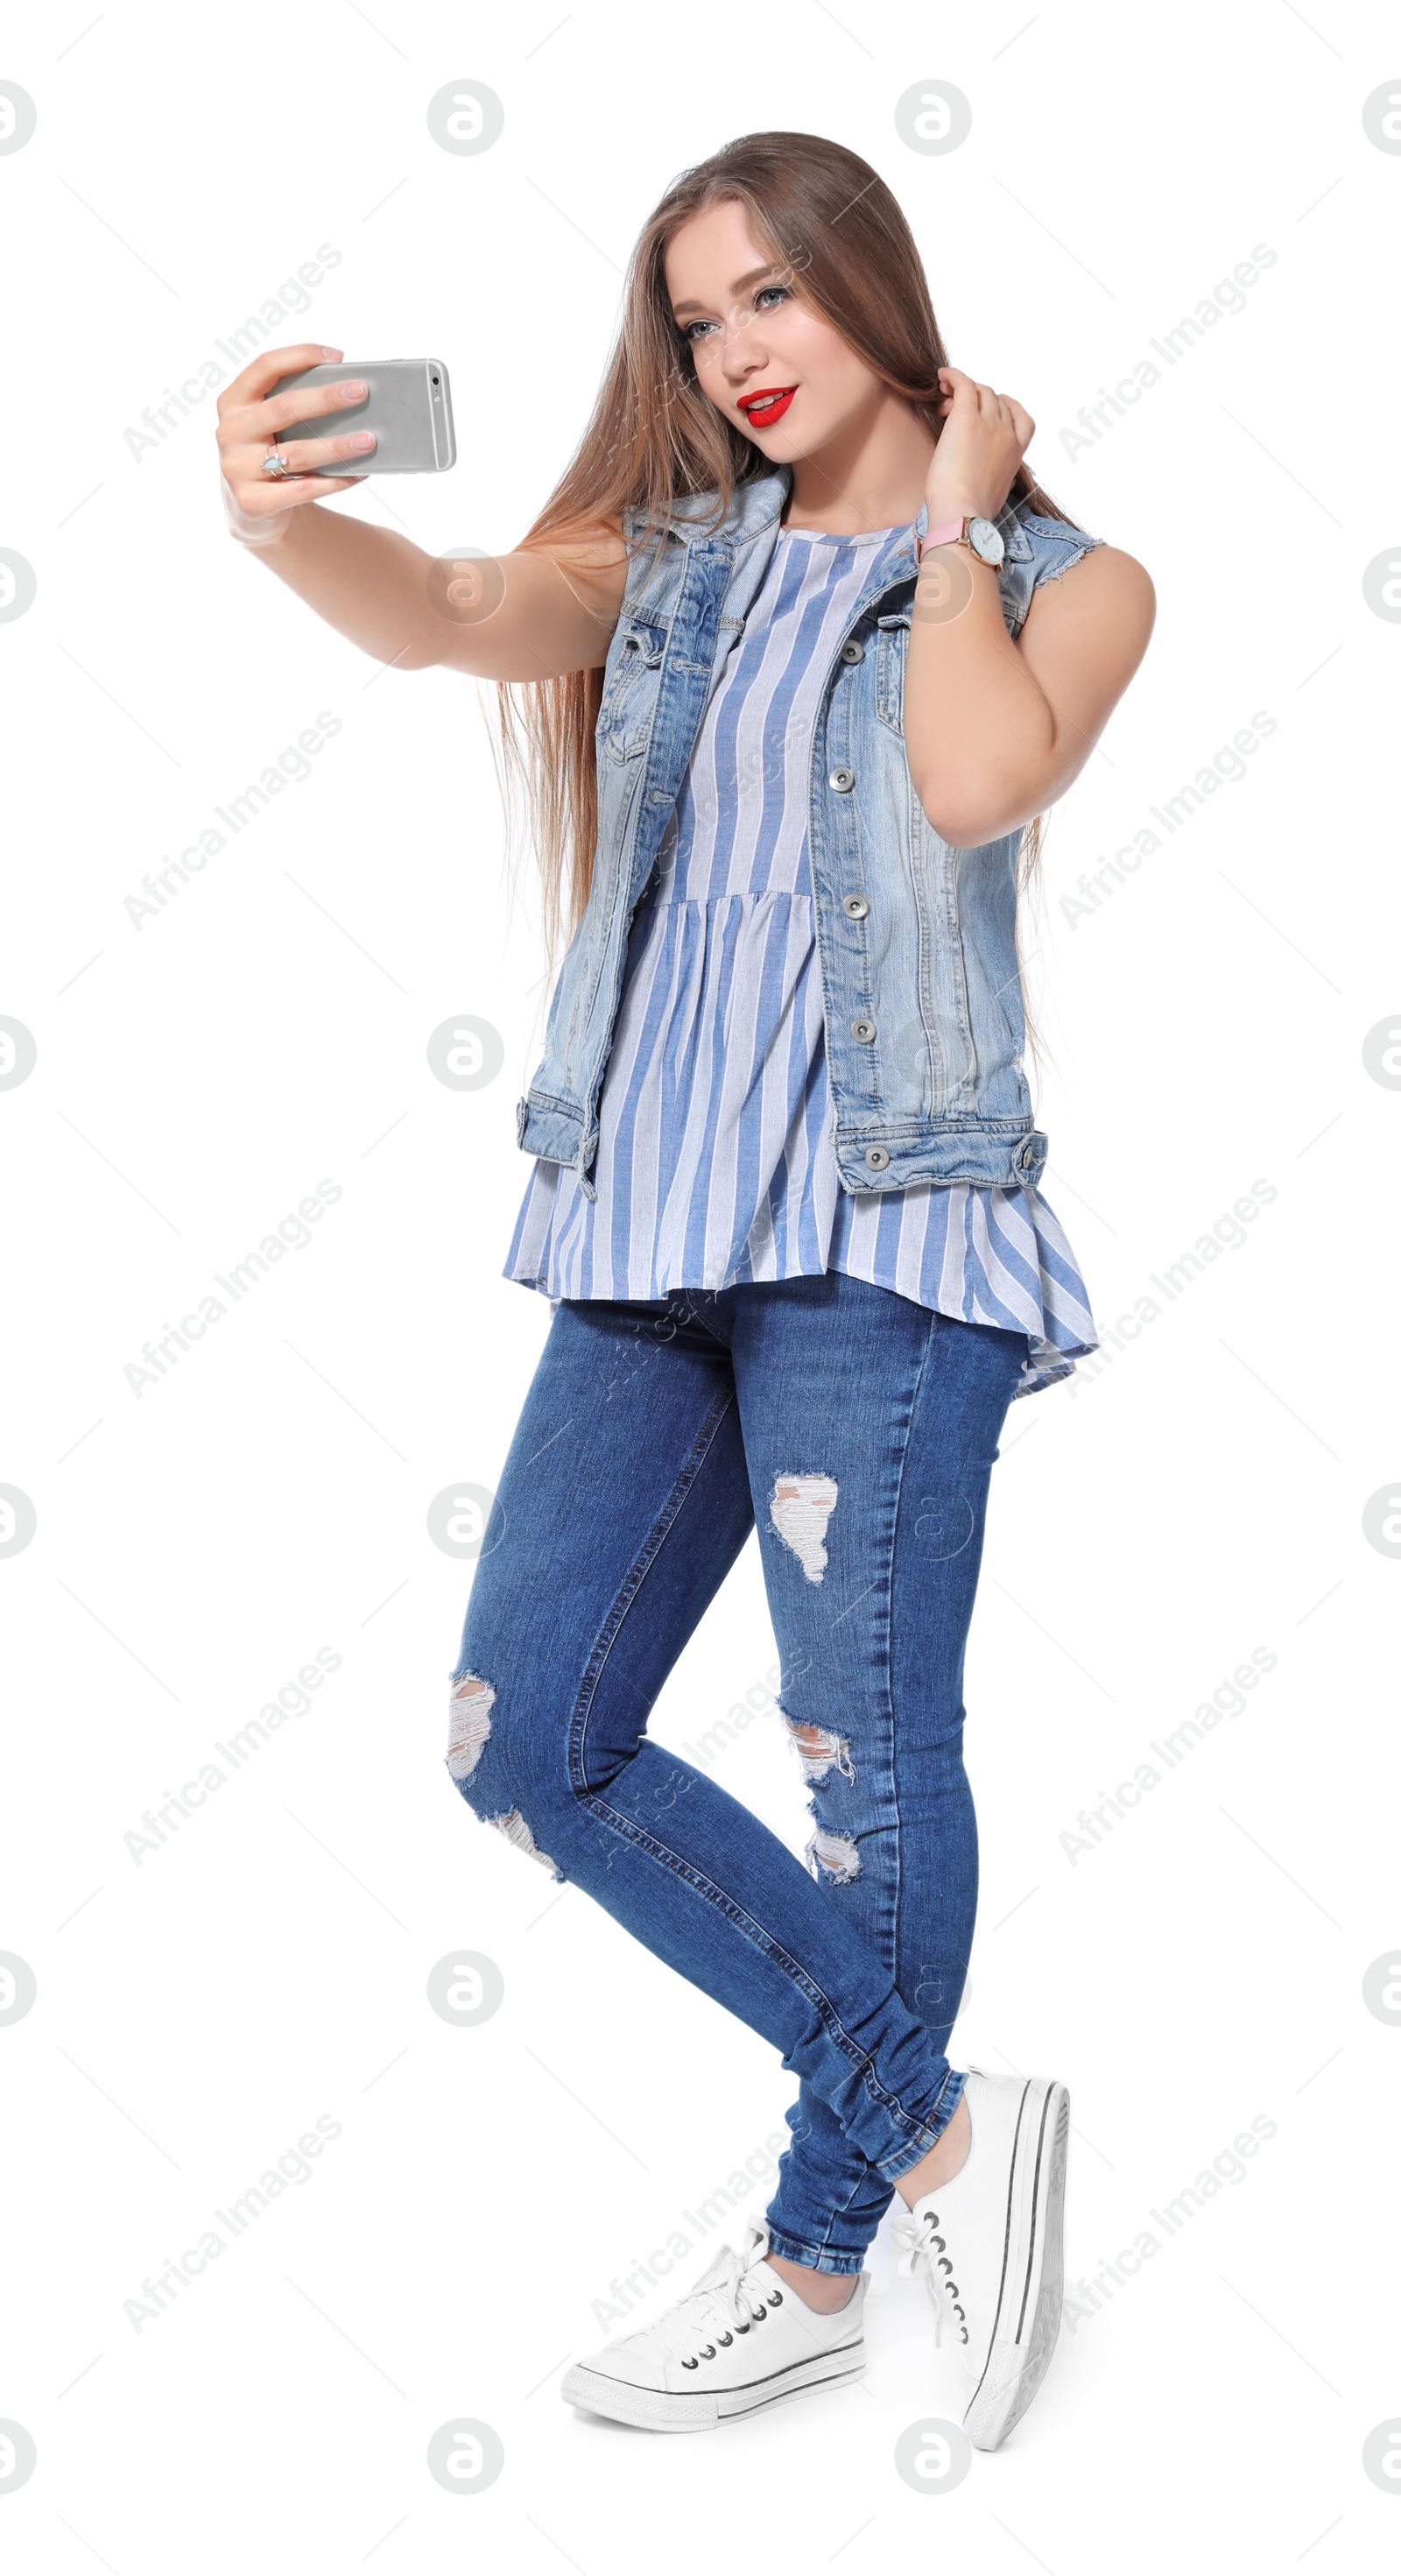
679, 283, 792, 345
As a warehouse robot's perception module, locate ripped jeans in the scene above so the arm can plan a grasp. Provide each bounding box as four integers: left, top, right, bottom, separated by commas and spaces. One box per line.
445, 1270, 1029, 2274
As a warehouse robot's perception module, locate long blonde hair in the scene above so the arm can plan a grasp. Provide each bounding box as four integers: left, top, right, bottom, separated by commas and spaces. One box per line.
492, 130, 1070, 1056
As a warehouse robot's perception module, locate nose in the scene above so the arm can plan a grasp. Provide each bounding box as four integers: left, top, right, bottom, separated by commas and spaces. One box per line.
716, 307, 771, 384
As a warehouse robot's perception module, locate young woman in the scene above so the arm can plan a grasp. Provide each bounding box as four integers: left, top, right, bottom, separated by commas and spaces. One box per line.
218, 131, 1153, 2448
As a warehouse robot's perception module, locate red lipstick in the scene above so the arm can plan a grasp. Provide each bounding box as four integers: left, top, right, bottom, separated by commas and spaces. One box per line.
737, 385, 797, 429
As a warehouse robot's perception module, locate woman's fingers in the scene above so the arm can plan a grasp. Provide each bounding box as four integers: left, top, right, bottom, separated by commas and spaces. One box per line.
230, 471, 369, 519
218, 376, 368, 456
236, 429, 377, 476
935, 365, 1034, 483
217, 342, 376, 536
246, 375, 369, 438
940, 366, 1028, 432
215, 342, 344, 419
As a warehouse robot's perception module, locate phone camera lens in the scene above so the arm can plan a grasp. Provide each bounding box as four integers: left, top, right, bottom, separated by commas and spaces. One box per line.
431, 373, 440, 386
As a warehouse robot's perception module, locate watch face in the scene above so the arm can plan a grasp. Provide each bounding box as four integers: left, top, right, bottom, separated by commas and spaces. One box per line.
968, 516, 1005, 567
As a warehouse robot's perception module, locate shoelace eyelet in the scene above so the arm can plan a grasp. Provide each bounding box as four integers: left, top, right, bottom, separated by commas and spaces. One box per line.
717, 2332, 732, 2347
681, 2357, 698, 2370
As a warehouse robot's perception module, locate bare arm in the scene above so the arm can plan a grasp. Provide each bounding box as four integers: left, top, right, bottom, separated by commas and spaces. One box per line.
902, 540, 1157, 846
217, 342, 628, 681
900, 363, 1155, 846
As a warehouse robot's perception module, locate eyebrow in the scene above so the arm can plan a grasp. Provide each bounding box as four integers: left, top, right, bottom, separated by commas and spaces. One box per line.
670, 262, 785, 321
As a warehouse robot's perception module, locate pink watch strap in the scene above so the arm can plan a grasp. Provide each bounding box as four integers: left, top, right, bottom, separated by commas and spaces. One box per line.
917, 517, 966, 561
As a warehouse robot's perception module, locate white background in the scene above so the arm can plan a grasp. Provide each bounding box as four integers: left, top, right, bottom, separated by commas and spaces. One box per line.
3, 1, 1397, 2566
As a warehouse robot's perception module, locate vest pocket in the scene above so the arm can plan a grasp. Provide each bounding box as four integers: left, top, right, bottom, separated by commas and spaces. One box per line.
875, 610, 912, 734
597, 618, 667, 761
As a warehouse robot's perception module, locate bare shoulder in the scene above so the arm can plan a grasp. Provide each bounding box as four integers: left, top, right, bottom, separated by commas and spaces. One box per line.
1003, 540, 1155, 789
1016, 539, 1155, 711
1077, 541, 1155, 624
521, 512, 630, 597
1022, 540, 1155, 656
525, 511, 629, 568
513, 514, 629, 665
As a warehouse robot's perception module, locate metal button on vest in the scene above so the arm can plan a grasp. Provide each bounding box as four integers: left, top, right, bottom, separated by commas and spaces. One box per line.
842, 893, 869, 920
828, 765, 855, 792
850, 1015, 877, 1044
864, 1145, 891, 1170
841, 640, 864, 665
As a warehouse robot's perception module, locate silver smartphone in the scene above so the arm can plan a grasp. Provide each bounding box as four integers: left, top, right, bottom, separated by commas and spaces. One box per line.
268, 358, 456, 471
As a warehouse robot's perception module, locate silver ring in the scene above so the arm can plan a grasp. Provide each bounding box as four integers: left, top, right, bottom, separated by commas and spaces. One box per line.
260, 444, 292, 480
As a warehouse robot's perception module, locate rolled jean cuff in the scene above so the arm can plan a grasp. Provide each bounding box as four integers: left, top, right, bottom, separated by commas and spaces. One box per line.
764, 2227, 869, 2276
875, 2064, 968, 2184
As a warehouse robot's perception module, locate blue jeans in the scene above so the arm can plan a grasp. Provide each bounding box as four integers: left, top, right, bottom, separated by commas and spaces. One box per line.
446, 1270, 1028, 2274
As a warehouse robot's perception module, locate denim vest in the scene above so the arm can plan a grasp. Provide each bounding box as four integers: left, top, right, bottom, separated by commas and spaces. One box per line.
514, 465, 1101, 1201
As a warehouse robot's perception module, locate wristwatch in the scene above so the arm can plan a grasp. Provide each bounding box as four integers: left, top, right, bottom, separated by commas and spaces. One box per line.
918, 514, 1005, 568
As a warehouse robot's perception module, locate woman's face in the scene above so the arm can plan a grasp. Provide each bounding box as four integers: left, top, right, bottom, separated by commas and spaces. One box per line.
665, 197, 882, 462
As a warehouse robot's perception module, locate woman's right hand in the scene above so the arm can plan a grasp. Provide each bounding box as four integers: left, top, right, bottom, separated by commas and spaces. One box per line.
217, 342, 376, 546
214, 338, 629, 680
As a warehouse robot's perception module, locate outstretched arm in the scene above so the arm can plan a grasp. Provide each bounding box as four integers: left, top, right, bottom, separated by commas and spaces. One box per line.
217, 343, 628, 683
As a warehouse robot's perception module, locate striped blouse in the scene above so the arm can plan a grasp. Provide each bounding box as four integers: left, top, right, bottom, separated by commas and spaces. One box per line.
503, 519, 1099, 1398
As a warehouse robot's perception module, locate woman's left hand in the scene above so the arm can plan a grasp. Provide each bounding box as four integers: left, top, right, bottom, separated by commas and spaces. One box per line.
924, 365, 1034, 524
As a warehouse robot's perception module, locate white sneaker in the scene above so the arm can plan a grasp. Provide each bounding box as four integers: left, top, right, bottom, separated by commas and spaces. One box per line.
561, 2220, 867, 2431
893, 2068, 1070, 2451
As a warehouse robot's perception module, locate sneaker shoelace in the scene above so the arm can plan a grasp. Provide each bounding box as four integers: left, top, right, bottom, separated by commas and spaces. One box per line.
892, 2206, 969, 2349
633, 2245, 784, 2370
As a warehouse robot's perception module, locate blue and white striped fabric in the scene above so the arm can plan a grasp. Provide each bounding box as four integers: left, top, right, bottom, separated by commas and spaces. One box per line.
503, 521, 1099, 1397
